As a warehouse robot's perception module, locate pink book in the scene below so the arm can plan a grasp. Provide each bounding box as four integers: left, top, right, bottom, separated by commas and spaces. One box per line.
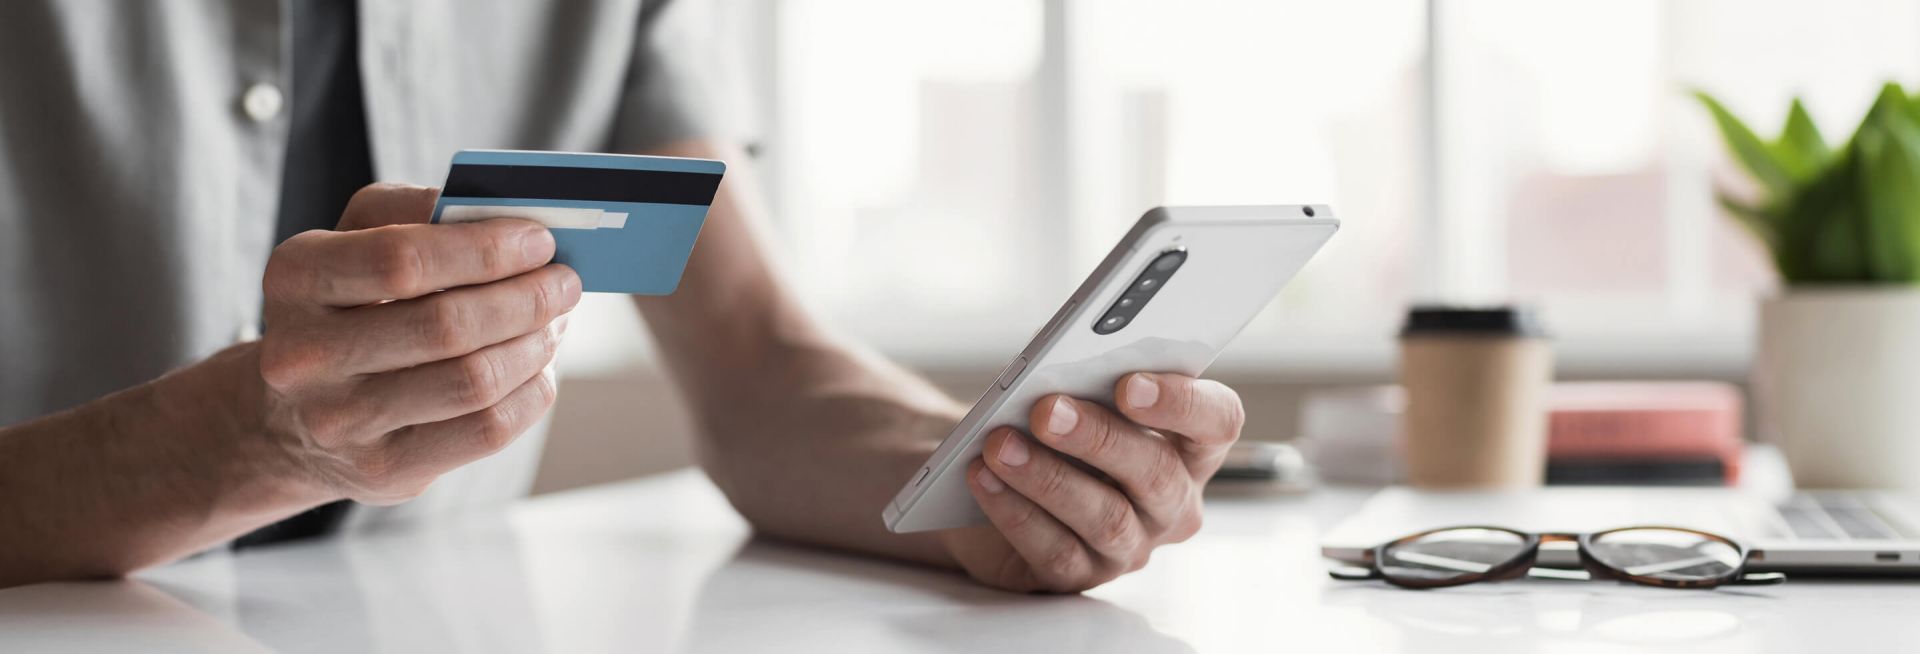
1547, 382, 1745, 482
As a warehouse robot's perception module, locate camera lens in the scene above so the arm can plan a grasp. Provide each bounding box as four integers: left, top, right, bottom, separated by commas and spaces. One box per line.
1302, 206, 1316, 217
1102, 315, 1128, 330
1116, 295, 1140, 309
1152, 251, 1185, 272
1135, 277, 1160, 292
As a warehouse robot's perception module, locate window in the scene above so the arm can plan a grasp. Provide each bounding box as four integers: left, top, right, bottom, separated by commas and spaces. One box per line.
559, 0, 1920, 379
1430, 0, 1920, 376
757, 0, 1427, 373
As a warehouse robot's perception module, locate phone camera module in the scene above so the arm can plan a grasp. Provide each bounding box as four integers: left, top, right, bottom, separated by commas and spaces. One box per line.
1093, 248, 1186, 335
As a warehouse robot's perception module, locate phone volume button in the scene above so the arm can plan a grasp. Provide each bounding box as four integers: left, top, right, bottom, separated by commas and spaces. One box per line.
995, 356, 1029, 390
1037, 301, 1077, 341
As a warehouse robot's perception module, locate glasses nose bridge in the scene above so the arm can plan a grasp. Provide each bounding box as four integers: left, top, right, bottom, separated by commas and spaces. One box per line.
1536, 533, 1580, 545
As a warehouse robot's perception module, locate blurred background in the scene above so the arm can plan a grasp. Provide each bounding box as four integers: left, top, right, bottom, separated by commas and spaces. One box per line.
530, 0, 1920, 493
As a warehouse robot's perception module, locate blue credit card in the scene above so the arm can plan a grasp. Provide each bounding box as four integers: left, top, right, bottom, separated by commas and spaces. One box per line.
430, 149, 726, 294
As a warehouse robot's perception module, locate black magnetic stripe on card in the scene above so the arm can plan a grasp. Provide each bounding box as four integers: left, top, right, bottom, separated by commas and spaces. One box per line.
444, 164, 723, 206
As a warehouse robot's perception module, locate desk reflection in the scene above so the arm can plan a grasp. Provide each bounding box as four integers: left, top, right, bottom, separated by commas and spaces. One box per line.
13, 513, 1187, 653
683, 541, 1194, 654
1322, 581, 1768, 652
0, 578, 270, 653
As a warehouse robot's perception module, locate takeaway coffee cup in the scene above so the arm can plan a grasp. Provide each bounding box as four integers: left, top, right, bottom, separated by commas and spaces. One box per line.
1398, 306, 1552, 489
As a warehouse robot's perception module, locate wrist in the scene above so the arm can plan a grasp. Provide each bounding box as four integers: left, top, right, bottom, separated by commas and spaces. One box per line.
142, 341, 341, 517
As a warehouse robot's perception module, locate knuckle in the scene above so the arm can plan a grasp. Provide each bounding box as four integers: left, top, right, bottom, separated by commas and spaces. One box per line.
471, 403, 520, 454
539, 323, 564, 359
1165, 379, 1202, 422
452, 352, 504, 409
346, 182, 392, 210
1092, 501, 1139, 552
259, 339, 320, 391
1085, 418, 1129, 462
1033, 460, 1076, 499
475, 226, 516, 277
1142, 447, 1188, 501
1040, 541, 1085, 577
531, 370, 560, 412
370, 234, 428, 297
1000, 503, 1042, 534
349, 450, 399, 489
300, 405, 358, 445
1171, 506, 1204, 542
418, 296, 472, 355
527, 268, 562, 319
262, 237, 315, 300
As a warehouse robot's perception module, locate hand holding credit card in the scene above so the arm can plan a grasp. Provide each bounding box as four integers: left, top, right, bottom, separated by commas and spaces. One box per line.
431, 150, 726, 294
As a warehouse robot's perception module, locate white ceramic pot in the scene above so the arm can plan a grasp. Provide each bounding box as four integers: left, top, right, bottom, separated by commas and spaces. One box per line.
1755, 287, 1920, 489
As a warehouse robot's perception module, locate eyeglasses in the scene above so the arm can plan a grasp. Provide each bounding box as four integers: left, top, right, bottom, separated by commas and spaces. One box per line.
1329, 526, 1787, 590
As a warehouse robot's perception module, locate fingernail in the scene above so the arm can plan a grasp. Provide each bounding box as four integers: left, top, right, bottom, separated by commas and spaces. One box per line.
557, 265, 582, 297
554, 315, 571, 335
997, 432, 1030, 467
1047, 397, 1079, 436
1126, 373, 1160, 409
976, 467, 1006, 494
521, 228, 555, 265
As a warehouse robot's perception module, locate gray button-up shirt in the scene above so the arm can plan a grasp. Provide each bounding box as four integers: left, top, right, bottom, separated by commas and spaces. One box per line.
0, 0, 726, 523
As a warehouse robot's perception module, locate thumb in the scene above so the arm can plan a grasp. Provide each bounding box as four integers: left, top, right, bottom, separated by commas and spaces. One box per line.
335, 183, 440, 231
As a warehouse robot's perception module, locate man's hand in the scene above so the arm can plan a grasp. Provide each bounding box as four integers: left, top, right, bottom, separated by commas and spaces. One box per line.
941, 372, 1244, 592
258, 184, 579, 504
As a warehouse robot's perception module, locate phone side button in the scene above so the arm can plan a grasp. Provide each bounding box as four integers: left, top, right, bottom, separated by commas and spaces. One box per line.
994, 356, 1029, 390
912, 467, 931, 486
1037, 301, 1077, 341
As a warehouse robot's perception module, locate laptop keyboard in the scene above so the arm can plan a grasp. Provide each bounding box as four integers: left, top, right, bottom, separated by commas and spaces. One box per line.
1777, 496, 1906, 541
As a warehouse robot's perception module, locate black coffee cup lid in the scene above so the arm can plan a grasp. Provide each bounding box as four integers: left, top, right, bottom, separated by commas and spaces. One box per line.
1400, 305, 1545, 337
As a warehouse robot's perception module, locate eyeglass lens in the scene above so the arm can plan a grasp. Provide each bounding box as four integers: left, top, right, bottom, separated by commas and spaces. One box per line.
1586, 528, 1743, 582
1379, 528, 1530, 583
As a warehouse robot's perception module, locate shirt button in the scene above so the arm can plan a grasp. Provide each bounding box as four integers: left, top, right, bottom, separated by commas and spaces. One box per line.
240, 83, 284, 122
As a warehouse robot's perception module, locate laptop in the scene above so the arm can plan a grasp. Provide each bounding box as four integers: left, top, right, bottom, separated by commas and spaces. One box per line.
1321, 487, 1920, 573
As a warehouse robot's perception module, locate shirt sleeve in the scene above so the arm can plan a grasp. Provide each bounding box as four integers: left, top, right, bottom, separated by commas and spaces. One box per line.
609, 0, 745, 152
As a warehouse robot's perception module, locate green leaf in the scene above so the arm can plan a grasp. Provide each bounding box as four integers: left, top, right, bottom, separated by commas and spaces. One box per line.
1776, 142, 1863, 282
1859, 117, 1920, 282
1773, 98, 1828, 182
1694, 82, 1920, 285
1716, 192, 1777, 247
1694, 90, 1795, 198
1860, 82, 1915, 134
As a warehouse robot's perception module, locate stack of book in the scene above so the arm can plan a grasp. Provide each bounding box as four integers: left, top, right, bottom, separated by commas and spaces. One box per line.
1545, 382, 1744, 486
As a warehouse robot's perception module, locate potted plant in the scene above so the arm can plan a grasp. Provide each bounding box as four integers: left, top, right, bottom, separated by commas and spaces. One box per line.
1698, 83, 1920, 489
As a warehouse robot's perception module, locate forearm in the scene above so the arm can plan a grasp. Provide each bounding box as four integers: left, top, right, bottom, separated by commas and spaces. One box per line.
683, 335, 964, 565
0, 343, 329, 587
633, 140, 962, 565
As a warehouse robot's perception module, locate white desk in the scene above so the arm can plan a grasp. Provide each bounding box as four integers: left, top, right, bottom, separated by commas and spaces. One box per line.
4, 470, 1917, 653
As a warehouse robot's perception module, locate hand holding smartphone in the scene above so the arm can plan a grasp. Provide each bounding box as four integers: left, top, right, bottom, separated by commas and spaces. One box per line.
884, 205, 1338, 533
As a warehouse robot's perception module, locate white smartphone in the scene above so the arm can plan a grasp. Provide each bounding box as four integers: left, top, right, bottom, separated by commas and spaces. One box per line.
883, 205, 1339, 533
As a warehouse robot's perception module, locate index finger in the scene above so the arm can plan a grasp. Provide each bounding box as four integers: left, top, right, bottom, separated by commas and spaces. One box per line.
336, 182, 437, 231
1112, 373, 1246, 476
268, 219, 556, 307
